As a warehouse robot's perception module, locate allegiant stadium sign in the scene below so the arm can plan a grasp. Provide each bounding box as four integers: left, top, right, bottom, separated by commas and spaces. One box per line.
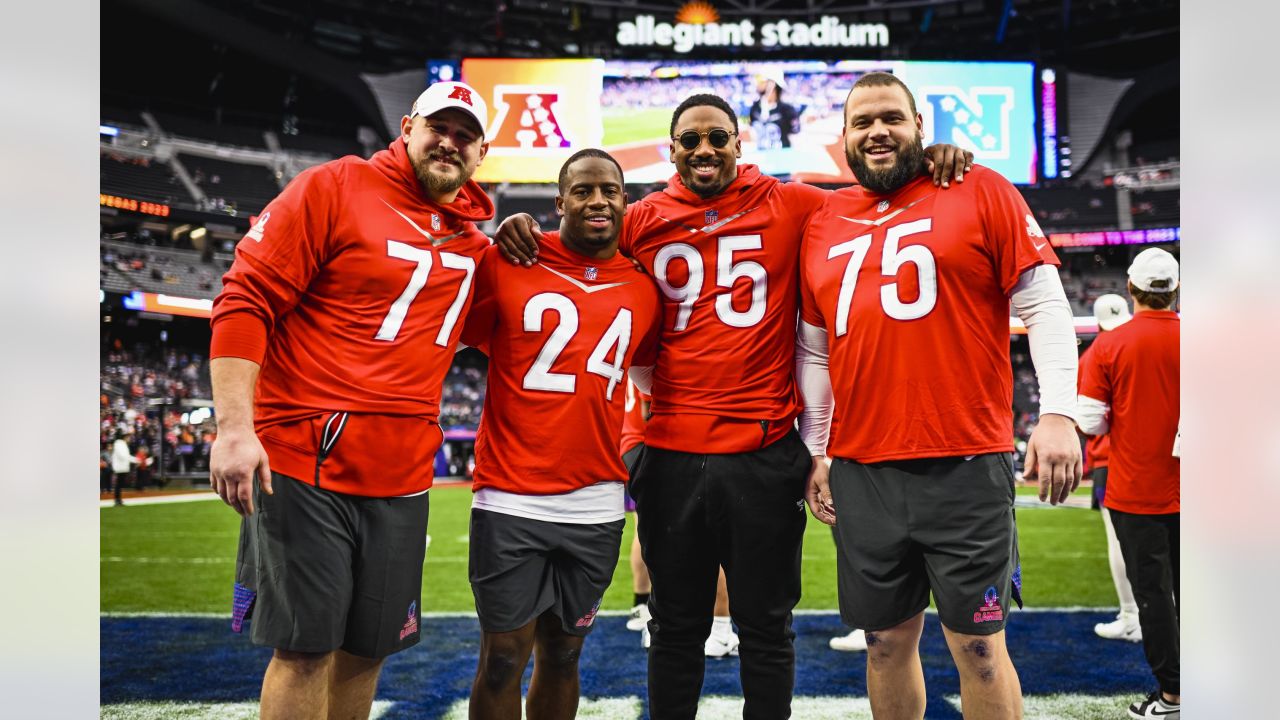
616, 15, 890, 53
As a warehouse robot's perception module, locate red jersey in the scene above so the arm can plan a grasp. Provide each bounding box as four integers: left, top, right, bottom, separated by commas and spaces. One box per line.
620, 379, 650, 455
1079, 342, 1111, 472
1079, 311, 1180, 514
210, 139, 493, 497
461, 232, 661, 495
800, 166, 1058, 462
621, 165, 828, 453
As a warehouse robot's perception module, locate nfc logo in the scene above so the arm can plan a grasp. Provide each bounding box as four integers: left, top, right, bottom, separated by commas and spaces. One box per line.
486, 86, 573, 152
920, 87, 1014, 160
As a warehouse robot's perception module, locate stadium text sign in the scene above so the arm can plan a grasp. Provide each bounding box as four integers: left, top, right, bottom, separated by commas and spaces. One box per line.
616, 15, 889, 53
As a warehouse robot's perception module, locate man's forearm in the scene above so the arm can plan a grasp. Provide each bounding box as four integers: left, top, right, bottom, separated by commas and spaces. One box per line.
211, 357, 262, 434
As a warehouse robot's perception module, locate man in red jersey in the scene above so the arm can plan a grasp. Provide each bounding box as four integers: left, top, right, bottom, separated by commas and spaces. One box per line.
459, 149, 661, 720
1077, 248, 1181, 720
1083, 294, 1142, 644
796, 72, 1082, 720
209, 81, 493, 720
497, 93, 972, 719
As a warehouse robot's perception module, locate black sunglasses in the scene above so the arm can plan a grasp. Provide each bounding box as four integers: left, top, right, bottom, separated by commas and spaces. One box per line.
675, 129, 736, 150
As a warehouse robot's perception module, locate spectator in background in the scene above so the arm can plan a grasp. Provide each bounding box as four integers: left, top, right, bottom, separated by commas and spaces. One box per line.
1083, 294, 1142, 644
1078, 248, 1180, 720
748, 70, 801, 150
110, 431, 136, 506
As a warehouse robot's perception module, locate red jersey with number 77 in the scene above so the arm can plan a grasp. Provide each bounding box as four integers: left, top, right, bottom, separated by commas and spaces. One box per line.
461, 233, 661, 495
619, 165, 828, 453
210, 139, 492, 497
799, 166, 1059, 462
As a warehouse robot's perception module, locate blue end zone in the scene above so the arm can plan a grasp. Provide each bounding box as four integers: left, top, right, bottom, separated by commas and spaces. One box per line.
101, 612, 1149, 719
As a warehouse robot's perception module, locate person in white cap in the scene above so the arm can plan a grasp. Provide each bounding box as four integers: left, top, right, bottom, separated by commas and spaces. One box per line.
748, 69, 800, 149
1077, 247, 1181, 719
1082, 294, 1143, 643
209, 81, 494, 720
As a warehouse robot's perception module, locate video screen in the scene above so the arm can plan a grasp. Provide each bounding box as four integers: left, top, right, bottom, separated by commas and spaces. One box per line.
463, 58, 1035, 185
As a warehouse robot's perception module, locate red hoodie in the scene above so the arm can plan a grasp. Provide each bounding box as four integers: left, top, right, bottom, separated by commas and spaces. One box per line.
211, 139, 494, 496
620, 165, 827, 453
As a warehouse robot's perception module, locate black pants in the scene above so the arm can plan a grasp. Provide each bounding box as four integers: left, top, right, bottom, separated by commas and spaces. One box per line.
630, 430, 809, 720
1109, 509, 1180, 695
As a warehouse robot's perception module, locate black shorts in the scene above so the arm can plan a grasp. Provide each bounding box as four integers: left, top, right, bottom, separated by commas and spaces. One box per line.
233, 472, 430, 658
1090, 466, 1109, 510
829, 453, 1022, 635
469, 508, 623, 636
622, 444, 644, 512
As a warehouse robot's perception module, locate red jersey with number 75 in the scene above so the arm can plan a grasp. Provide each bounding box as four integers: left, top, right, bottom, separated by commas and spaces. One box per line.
620, 165, 828, 453
799, 166, 1059, 462
462, 233, 661, 495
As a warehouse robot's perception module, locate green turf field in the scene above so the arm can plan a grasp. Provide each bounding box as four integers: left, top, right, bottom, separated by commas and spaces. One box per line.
602, 108, 669, 146
101, 485, 1113, 614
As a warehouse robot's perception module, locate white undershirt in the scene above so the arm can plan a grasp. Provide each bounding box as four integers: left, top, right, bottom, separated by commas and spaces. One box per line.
472, 482, 625, 524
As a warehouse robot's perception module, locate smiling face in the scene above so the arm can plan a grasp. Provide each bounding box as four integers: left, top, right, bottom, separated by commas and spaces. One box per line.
670, 105, 741, 199
842, 83, 927, 194
400, 108, 488, 203
556, 156, 628, 259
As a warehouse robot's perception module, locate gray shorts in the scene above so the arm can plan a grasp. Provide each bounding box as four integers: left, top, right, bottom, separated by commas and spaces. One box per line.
829, 453, 1022, 635
233, 472, 430, 658
469, 508, 623, 636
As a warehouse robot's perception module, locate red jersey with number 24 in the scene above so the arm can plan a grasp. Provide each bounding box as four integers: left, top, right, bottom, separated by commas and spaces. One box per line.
800, 166, 1059, 462
462, 232, 661, 495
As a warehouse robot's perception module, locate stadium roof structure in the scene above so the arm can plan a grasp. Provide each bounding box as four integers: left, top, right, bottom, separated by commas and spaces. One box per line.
106, 0, 1176, 146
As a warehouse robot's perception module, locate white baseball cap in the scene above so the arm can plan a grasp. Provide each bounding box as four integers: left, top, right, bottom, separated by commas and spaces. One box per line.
410, 81, 488, 140
1092, 293, 1132, 331
1127, 247, 1180, 293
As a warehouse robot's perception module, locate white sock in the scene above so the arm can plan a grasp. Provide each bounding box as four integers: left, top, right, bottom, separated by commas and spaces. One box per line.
712, 616, 732, 635
1101, 508, 1139, 617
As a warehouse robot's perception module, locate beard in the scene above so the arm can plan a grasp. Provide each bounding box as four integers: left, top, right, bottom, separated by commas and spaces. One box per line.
846, 135, 926, 194
413, 151, 467, 195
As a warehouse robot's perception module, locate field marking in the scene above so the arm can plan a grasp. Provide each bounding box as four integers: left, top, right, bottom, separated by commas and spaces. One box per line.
443, 696, 642, 720
100, 493, 221, 507
100, 700, 395, 719
102, 556, 233, 564
101, 607, 1121, 619
947, 693, 1132, 719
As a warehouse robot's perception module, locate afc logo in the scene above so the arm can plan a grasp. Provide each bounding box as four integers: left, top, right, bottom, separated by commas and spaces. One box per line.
447, 85, 474, 106
488, 85, 573, 151
921, 86, 1014, 160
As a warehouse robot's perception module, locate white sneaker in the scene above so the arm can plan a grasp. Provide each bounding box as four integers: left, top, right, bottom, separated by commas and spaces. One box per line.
626, 603, 651, 632
1095, 614, 1142, 643
1128, 691, 1179, 719
641, 625, 651, 649
828, 629, 868, 652
704, 626, 740, 658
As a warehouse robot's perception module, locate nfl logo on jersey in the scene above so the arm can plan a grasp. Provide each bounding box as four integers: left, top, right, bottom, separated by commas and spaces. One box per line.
584, 267, 598, 281
705, 209, 718, 225
431, 214, 441, 232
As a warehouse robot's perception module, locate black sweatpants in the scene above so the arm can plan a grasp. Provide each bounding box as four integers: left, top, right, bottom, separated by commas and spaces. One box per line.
1109, 509, 1180, 695
630, 430, 810, 720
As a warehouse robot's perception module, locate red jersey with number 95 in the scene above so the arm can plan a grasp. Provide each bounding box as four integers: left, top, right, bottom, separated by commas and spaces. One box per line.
462, 233, 661, 495
799, 166, 1059, 462
620, 165, 828, 453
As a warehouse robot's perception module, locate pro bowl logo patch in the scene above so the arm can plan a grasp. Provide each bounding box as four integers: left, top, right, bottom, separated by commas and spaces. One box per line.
245, 212, 271, 242
575, 598, 603, 628
705, 209, 718, 225
973, 585, 1004, 624
584, 266, 598, 281
399, 600, 419, 641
